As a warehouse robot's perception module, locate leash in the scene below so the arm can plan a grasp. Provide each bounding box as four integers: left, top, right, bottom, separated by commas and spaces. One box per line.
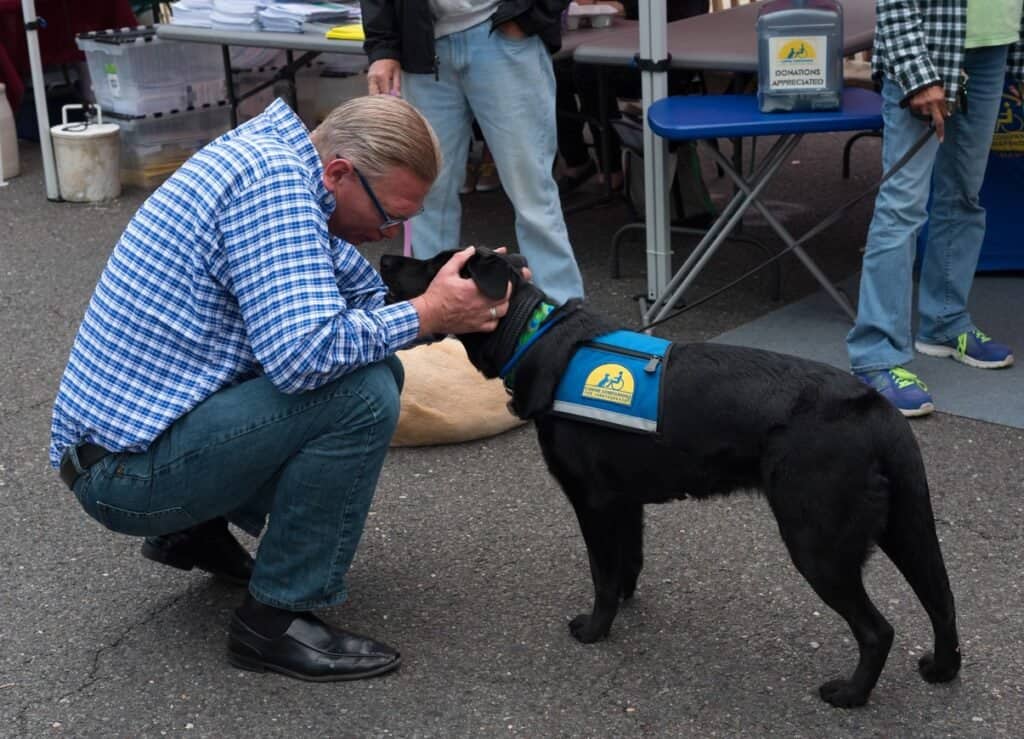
640, 123, 938, 333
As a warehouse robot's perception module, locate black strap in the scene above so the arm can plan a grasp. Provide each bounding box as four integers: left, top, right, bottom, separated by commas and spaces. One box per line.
633, 53, 673, 72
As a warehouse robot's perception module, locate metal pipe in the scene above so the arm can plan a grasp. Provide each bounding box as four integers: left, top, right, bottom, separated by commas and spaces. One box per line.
21, 0, 61, 200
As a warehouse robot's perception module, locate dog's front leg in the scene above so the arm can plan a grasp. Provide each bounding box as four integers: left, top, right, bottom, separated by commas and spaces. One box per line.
568, 501, 624, 643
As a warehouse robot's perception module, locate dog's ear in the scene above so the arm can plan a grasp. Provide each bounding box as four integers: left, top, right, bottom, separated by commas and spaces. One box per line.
463, 250, 516, 300
505, 253, 529, 271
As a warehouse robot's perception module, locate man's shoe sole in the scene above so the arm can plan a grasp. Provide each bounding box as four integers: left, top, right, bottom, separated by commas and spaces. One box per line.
914, 340, 1015, 369
141, 539, 250, 586
227, 646, 399, 683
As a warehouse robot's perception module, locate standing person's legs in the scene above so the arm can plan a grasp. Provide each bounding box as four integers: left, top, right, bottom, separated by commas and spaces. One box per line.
462, 22, 585, 304
916, 44, 1010, 344
402, 34, 475, 258
554, 58, 591, 170
847, 76, 940, 373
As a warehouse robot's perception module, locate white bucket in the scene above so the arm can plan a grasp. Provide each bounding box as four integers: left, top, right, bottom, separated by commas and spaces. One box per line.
0, 83, 19, 182
50, 104, 121, 202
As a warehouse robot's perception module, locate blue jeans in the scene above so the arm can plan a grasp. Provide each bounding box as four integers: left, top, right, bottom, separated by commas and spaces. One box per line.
402, 20, 585, 305
69, 358, 403, 610
847, 44, 1009, 373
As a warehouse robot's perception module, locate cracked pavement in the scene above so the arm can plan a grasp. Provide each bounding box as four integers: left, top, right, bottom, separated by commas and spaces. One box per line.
2, 133, 1022, 737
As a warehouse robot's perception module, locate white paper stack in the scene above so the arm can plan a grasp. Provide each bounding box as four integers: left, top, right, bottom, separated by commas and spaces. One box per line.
169, 0, 215, 27
259, 3, 361, 33
211, 0, 261, 31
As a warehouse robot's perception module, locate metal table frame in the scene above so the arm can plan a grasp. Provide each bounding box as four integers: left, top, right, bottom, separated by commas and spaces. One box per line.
645, 88, 884, 325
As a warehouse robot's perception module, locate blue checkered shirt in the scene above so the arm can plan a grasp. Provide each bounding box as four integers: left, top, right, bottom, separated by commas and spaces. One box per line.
50, 99, 420, 467
874, 0, 1024, 104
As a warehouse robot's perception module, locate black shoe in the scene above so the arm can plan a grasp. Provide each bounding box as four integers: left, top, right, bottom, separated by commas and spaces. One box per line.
227, 611, 401, 682
141, 517, 254, 586
557, 158, 597, 195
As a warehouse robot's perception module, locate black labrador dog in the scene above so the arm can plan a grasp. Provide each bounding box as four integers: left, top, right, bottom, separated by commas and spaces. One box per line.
380, 248, 961, 708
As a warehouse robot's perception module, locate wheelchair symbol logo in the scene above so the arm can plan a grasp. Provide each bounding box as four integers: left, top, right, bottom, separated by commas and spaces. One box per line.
582, 363, 635, 406
778, 39, 817, 62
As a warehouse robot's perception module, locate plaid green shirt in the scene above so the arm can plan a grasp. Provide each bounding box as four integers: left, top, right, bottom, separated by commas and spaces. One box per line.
873, 0, 1024, 105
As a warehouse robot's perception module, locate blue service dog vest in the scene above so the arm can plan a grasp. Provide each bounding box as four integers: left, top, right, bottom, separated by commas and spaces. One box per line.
551, 330, 671, 433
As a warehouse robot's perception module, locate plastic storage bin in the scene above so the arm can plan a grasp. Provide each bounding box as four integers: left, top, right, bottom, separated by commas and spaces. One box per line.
104, 102, 232, 188
77, 26, 225, 116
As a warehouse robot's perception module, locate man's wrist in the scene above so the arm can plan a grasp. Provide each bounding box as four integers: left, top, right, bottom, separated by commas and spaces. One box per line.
410, 295, 438, 337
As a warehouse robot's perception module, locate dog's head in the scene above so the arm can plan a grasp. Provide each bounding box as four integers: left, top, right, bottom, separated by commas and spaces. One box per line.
380, 247, 529, 303
380, 247, 541, 378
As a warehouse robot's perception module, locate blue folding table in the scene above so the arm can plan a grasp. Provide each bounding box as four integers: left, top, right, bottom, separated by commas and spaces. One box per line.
644, 87, 883, 325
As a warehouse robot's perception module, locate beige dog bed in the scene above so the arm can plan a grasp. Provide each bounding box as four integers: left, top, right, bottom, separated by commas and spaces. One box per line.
391, 338, 526, 446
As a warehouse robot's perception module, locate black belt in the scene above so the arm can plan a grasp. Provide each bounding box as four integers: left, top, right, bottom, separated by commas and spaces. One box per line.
59, 442, 112, 490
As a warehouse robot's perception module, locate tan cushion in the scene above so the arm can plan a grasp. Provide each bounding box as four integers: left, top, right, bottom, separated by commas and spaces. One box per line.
391, 338, 526, 447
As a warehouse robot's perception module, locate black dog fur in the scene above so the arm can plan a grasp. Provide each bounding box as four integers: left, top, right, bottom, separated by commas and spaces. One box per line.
380, 248, 961, 708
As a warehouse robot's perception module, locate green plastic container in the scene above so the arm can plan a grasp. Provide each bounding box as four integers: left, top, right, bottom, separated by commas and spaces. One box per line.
757, 0, 844, 113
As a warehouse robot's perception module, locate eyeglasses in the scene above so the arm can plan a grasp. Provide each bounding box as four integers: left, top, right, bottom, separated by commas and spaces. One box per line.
353, 166, 423, 231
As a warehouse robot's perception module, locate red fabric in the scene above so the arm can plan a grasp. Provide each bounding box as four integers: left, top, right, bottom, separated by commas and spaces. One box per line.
0, 0, 138, 74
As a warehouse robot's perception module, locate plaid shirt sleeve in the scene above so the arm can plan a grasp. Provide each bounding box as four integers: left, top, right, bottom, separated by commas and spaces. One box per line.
215, 169, 419, 394
1011, 14, 1024, 81
874, 0, 967, 104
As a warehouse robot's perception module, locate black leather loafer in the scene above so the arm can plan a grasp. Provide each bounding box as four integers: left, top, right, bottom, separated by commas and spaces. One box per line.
141, 517, 254, 586
227, 611, 401, 682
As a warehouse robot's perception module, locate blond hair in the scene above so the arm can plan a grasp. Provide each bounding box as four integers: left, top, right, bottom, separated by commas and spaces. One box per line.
311, 95, 442, 184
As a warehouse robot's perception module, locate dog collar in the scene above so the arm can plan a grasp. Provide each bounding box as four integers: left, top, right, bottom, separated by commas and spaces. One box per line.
499, 300, 577, 386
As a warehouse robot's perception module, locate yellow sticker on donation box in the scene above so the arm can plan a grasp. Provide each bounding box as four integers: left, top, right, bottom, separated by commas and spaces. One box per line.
581, 363, 635, 406
768, 36, 828, 91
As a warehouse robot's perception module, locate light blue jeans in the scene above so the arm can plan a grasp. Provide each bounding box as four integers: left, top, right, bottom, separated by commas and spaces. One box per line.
70, 358, 403, 610
847, 44, 1009, 373
402, 20, 584, 305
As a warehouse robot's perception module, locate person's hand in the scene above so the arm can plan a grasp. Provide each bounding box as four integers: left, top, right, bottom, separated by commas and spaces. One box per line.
908, 84, 949, 142
367, 59, 401, 96
497, 20, 527, 39
410, 247, 511, 336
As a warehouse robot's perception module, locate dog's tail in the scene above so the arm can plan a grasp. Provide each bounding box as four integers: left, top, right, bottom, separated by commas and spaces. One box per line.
876, 423, 961, 684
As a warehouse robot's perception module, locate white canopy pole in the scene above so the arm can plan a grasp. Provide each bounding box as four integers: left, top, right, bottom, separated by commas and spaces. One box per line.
639, 0, 671, 308
21, 0, 61, 200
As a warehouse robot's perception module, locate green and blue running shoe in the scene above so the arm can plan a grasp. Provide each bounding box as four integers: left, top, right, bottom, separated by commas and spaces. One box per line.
854, 367, 935, 417
915, 329, 1014, 369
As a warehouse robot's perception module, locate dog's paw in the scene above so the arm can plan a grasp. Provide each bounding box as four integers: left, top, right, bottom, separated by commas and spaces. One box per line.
568, 614, 607, 643
818, 678, 869, 708
918, 651, 961, 683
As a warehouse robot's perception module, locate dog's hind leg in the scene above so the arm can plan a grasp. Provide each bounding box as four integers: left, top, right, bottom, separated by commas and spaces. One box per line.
876, 467, 961, 685
768, 480, 893, 707
618, 504, 644, 601
567, 497, 628, 643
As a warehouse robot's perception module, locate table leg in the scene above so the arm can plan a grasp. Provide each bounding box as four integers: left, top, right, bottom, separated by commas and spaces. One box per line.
644, 134, 797, 324
705, 137, 856, 320
222, 45, 237, 128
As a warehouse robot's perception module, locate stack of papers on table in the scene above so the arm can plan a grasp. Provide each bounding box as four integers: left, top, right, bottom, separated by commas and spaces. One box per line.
260, 3, 361, 33
211, 0, 261, 31
169, 0, 214, 27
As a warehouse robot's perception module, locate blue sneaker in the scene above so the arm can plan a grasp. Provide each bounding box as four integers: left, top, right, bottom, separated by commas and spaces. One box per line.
854, 367, 935, 417
915, 329, 1014, 369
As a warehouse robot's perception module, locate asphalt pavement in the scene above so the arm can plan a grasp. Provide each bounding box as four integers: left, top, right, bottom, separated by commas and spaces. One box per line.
2, 133, 1022, 738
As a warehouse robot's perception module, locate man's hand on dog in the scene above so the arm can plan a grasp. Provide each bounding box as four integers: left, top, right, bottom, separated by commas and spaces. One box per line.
410, 247, 511, 336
